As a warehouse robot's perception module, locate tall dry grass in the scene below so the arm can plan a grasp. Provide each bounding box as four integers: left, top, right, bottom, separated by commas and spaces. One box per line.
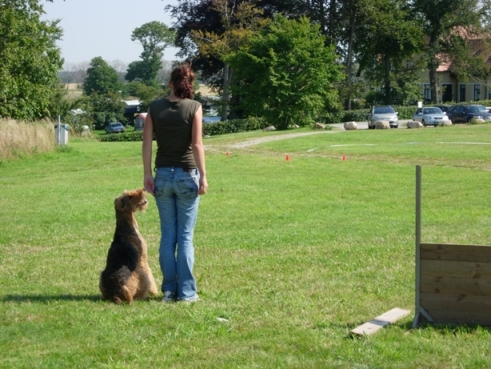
0, 118, 55, 160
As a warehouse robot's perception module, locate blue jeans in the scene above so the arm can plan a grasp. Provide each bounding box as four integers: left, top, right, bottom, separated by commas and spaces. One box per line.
154, 167, 200, 300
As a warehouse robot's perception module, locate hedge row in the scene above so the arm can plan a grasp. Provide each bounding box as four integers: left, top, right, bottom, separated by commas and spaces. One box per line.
321, 106, 417, 123
100, 102, 490, 140
99, 131, 143, 142
202, 117, 270, 136
99, 117, 270, 141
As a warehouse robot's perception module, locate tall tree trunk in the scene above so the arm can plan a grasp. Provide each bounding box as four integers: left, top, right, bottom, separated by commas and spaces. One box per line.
428, 35, 440, 104
429, 68, 439, 104
384, 54, 391, 105
221, 63, 231, 121
345, 7, 356, 110
327, 0, 337, 44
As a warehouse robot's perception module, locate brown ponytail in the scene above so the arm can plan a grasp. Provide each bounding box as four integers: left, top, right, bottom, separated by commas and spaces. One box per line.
170, 63, 195, 99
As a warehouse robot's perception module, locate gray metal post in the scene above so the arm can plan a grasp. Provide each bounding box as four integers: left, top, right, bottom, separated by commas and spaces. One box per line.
413, 165, 422, 327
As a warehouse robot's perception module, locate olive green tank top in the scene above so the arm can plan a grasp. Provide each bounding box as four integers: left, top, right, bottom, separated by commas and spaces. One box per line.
149, 98, 201, 169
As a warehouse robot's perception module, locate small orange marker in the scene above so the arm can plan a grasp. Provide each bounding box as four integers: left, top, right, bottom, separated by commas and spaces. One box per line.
226, 151, 230, 156
286, 155, 290, 161
342, 155, 346, 160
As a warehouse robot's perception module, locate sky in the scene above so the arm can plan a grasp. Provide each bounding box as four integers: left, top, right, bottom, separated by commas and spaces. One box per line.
42, 0, 180, 68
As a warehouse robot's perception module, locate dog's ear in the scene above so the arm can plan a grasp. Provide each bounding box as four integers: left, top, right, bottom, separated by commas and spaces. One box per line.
114, 196, 125, 212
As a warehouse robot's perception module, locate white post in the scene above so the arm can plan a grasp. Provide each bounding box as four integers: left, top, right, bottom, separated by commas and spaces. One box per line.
57, 115, 61, 145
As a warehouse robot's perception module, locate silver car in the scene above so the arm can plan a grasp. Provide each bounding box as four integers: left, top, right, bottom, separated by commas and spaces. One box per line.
412, 107, 446, 127
367, 106, 399, 129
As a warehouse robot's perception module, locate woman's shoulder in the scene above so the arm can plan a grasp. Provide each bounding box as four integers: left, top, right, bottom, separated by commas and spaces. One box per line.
149, 97, 171, 109
183, 98, 201, 105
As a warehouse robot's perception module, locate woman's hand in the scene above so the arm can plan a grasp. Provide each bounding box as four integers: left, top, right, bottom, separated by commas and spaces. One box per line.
198, 176, 208, 195
144, 174, 155, 196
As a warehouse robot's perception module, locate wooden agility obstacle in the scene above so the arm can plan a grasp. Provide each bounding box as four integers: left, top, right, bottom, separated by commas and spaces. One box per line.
413, 165, 491, 327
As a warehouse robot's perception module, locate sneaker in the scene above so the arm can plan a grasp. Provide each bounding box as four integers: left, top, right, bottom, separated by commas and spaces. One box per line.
162, 291, 176, 303
179, 294, 199, 303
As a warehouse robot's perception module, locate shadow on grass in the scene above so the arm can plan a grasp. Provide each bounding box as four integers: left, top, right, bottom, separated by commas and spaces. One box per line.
1, 294, 102, 303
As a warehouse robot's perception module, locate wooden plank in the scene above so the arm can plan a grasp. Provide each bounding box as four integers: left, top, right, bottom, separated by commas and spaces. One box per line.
420, 275, 491, 296
421, 243, 491, 253
420, 292, 491, 312
421, 243, 491, 262
351, 308, 411, 336
420, 260, 491, 278
418, 309, 491, 325
421, 250, 491, 263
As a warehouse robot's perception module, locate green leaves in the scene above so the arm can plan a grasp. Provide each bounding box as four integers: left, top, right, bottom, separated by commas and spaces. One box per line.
227, 15, 343, 130
83, 57, 122, 96
126, 21, 175, 85
0, 0, 63, 120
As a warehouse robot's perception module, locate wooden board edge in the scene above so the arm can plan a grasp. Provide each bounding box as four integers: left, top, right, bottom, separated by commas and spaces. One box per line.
351, 308, 411, 336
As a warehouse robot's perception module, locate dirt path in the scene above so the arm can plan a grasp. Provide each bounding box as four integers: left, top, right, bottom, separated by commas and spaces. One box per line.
214, 130, 339, 150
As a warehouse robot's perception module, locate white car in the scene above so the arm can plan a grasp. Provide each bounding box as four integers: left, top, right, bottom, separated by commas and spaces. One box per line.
412, 107, 446, 127
367, 106, 399, 129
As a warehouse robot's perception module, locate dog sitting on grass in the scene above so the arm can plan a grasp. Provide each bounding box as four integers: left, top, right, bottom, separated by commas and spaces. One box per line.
99, 188, 159, 304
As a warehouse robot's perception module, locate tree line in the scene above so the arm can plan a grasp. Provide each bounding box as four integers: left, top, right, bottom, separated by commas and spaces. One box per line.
2, 0, 491, 130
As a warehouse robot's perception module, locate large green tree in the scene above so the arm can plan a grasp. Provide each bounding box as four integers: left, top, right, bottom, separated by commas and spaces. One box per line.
166, 0, 301, 91
0, 0, 64, 120
83, 57, 122, 96
191, 0, 269, 120
354, 0, 423, 105
411, 0, 491, 103
226, 15, 343, 129
125, 21, 174, 85
81, 92, 125, 130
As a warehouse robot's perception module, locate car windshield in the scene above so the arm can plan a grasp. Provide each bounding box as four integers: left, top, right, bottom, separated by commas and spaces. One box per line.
422, 108, 443, 114
374, 107, 395, 114
467, 106, 483, 113
476, 105, 488, 112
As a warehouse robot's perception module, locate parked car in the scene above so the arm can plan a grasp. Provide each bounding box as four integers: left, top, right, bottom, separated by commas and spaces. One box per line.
105, 122, 125, 134
367, 105, 399, 129
446, 104, 491, 123
412, 107, 447, 127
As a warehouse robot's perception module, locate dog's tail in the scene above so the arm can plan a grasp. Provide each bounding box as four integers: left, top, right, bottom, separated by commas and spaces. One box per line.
113, 285, 133, 304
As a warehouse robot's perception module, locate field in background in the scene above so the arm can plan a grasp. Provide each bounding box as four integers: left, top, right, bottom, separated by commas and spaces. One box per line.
1, 125, 491, 368
62, 83, 215, 100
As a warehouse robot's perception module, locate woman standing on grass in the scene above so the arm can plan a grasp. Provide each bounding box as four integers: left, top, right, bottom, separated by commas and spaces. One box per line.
142, 63, 208, 303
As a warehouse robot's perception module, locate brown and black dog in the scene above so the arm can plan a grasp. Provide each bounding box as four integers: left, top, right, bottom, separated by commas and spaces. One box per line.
99, 189, 159, 303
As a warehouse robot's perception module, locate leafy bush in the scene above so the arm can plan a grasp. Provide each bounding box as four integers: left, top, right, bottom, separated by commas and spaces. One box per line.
203, 117, 270, 136
395, 105, 417, 120
99, 131, 143, 142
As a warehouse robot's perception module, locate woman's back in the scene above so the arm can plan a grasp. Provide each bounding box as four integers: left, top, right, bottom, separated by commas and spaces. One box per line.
149, 97, 201, 168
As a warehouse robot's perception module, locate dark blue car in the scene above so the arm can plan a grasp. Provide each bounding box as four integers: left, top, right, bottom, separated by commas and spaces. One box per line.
446, 105, 491, 123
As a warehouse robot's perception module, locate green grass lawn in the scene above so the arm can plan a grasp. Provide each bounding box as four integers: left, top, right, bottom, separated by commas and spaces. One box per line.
1, 125, 491, 368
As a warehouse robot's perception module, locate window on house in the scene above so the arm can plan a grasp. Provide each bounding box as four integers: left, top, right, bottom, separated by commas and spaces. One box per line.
459, 85, 467, 102
474, 84, 481, 101
423, 84, 430, 101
